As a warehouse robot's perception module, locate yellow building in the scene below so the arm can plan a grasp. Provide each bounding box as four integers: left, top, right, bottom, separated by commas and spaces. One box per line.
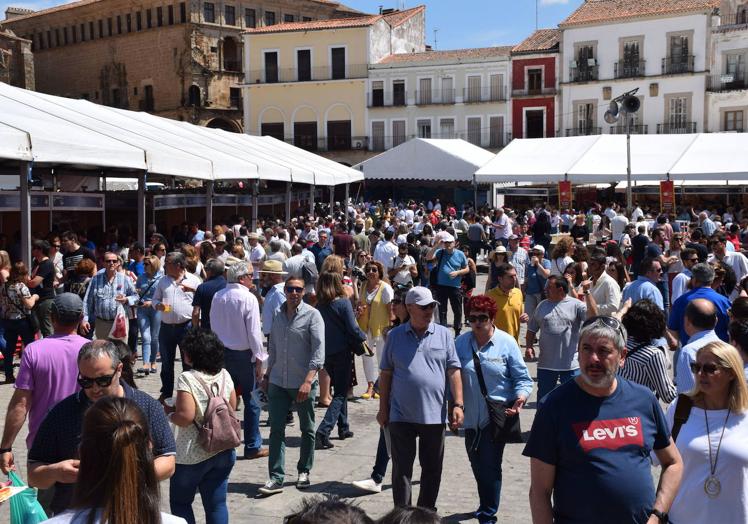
241, 6, 425, 165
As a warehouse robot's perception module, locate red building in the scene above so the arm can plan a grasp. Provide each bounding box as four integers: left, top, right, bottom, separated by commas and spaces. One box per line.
510, 29, 560, 139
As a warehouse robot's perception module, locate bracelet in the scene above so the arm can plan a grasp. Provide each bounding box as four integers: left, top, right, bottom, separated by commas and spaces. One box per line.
453, 404, 464, 411
0, 447, 11, 454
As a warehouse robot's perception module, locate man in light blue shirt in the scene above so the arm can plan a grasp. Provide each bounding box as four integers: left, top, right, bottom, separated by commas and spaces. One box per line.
621, 257, 664, 310
675, 299, 720, 394
259, 261, 287, 336
425, 233, 469, 335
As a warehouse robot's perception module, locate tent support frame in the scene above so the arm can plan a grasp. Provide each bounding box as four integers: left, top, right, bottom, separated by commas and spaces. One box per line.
20, 162, 31, 268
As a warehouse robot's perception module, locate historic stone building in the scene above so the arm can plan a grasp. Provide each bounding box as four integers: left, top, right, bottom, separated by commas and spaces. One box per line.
0, 10, 34, 90
1, 0, 361, 132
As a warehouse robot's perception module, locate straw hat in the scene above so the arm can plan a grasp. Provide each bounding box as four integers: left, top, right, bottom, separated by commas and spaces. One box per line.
259, 260, 288, 275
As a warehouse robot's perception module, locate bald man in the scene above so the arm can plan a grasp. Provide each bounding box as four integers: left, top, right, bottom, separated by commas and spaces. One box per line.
675, 298, 721, 393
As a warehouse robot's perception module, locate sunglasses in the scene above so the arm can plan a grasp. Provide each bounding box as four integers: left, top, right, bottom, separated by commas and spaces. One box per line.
77, 373, 116, 389
365, 267, 379, 273
285, 286, 304, 294
690, 362, 722, 375
582, 315, 626, 339
104, 259, 119, 264
468, 314, 490, 323
418, 303, 437, 311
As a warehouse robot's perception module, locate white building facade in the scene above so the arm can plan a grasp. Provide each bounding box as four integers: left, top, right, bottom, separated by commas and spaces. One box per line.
366, 47, 512, 152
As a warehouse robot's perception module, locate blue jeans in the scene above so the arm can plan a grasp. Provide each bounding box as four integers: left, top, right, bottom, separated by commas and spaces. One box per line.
316, 351, 351, 438
137, 307, 161, 364
159, 321, 191, 398
465, 428, 506, 523
371, 428, 390, 484
536, 368, 580, 402
2, 318, 33, 379
170, 449, 236, 524
224, 349, 262, 455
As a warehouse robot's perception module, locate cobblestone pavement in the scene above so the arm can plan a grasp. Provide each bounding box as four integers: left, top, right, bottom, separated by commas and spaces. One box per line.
0, 272, 660, 523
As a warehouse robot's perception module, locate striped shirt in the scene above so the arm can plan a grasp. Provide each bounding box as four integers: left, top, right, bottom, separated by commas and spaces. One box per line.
619, 338, 676, 403
82, 270, 136, 322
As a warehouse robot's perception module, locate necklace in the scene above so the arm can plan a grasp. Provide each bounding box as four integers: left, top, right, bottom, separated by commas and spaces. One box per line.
703, 406, 730, 498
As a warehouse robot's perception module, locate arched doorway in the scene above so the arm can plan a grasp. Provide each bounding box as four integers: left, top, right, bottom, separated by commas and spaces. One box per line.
206, 118, 241, 133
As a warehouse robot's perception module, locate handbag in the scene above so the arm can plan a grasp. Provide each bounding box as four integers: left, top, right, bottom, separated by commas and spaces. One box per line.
471, 347, 523, 443
328, 298, 371, 357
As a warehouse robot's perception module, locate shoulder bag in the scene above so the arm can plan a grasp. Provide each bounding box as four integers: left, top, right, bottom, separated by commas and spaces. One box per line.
329, 299, 372, 357
470, 346, 523, 443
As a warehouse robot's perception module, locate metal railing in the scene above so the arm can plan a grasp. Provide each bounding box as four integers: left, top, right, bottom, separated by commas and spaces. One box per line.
657, 122, 697, 134
662, 55, 694, 75
566, 127, 602, 137
367, 91, 407, 107
718, 11, 748, 26
286, 135, 370, 152
223, 60, 242, 73
706, 73, 748, 93
369, 131, 512, 151
570, 65, 598, 82
462, 86, 507, 103
511, 86, 556, 97
246, 64, 368, 84
614, 59, 646, 79
609, 124, 648, 135
414, 89, 456, 105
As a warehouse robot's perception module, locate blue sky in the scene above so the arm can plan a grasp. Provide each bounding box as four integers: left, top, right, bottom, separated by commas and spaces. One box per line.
2, 0, 584, 49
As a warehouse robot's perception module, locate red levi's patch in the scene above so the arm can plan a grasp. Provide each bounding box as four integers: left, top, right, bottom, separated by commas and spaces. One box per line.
572, 417, 644, 452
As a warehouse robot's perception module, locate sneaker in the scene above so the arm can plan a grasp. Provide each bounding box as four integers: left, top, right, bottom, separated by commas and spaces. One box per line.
352, 478, 382, 494
297, 472, 311, 489
315, 434, 335, 450
258, 479, 284, 496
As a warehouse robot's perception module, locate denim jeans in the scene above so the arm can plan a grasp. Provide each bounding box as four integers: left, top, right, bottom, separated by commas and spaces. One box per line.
159, 321, 191, 398
137, 307, 161, 364
170, 449, 236, 524
465, 428, 506, 524
223, 349, 262, 455
371, 427, 390, 484
2, 318, 34, 378
536, 368, 580, 402
316, 350, 352, 438
267, 382, 317, 483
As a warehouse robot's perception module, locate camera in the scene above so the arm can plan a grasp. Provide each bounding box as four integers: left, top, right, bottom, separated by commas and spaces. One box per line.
352, 266, 367, 280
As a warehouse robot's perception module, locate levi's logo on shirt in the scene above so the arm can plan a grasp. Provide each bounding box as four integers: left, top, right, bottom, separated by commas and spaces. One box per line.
572, 417, 644, 452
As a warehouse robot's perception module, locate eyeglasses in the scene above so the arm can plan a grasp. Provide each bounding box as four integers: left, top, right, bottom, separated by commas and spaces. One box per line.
418, 303, 437, 311
104, 259, 119, 264
690, 362, 722, 375
77, 373, 116, 389
582, 315, 626, 340
285, 286, 304, 294
365, 267, 379, 273
468, 314, 490, 323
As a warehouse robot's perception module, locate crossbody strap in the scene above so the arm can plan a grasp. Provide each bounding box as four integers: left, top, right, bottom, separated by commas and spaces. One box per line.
138, 277, 158, 300
470, 343, 490, 399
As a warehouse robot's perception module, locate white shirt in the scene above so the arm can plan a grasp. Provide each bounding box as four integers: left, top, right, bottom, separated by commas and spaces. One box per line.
671, 269, 691, 304
389, 255, 416, 286
48, 509, 186, 524
611, 214, 629, 242
249, 244, 266, 279
374, 240, 398, 268
631, 206, 644, 222
152, 272, 202, 324
209, 283, 267, 360
404, 209, 415, 225
493, 214, 510, 240
261, 282, 286, 336
590, 271, 622, 317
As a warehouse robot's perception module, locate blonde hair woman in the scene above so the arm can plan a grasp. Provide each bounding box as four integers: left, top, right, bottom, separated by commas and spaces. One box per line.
666, 341, 748, 523
356, 260, 392, 399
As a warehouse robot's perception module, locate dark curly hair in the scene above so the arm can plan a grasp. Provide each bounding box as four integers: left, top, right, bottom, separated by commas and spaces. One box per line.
467, 294, 498, 319
181, 328, 225, 375
284, 495, 373, 524
622, 299, 666, 343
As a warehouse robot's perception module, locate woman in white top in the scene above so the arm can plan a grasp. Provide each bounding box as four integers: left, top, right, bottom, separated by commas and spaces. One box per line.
549, 236, 575, 277
166, 329, 237, 524
356, 260, 393, 399
667, 341, 748, 524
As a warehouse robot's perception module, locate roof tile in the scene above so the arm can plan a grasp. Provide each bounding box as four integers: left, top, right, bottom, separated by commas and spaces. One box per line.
377, 46, 512, 65
560, 0, 719, 27
511, 29, 561, 54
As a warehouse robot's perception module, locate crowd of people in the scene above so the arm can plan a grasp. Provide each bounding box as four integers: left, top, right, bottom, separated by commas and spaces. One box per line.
0, 197, 747, 523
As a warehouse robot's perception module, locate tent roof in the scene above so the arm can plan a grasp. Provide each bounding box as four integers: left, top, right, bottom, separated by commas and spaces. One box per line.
354, 138, 494, 182
476, 134, 748, 183
0, 122, 32, 162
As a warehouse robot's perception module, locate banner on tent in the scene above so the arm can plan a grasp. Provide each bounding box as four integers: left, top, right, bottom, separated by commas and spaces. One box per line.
660, 181, 675, 213
153, 191, 320, 211
559, 181, 572, 210
0, 191, 105, 211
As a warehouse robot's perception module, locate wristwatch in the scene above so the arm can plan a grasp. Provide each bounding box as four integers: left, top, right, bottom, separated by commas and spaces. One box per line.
649, 509, 668, 523
0, 447, 12, 454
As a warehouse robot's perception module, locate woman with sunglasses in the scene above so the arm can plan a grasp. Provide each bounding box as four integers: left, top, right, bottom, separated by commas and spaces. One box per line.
356, 260, 393, 400
456, 295, 532, 524
666, 341, 748, 524
136, 255, 164, 375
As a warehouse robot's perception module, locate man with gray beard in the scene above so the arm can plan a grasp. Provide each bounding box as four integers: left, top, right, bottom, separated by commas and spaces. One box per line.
523, 316, 683, 524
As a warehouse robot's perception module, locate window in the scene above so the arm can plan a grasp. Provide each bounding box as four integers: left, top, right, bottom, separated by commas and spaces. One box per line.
331, 47, 345, 79
294, 122, 318, 151
261, 122, 284, 141
157, 7, 163, 26
574, 45, 596, 81
393, 80, 406, 106
371, 121, 385, 151
526, 110, 544, 138
112, 88, 122, 108
489, 74, 503, 101
143, 85, 154, 111
188, 85, 201, 106
89, 21, 94, 39
230, 87, 242, 108
440, 118, 455, 139
55, 28, 61, 46
71, 26, 76, 44
392, 120, 406, 147
265, 51, 278, 83
180, 3, 187, 23
327, 121, 351, 150
739, 5, 748, 24
126, 14, 132, 32
204, 2, 215, 23
528, 68, 542, 94
63, 27, 69, 45
265, 11, 276, 25
117, 15, 122, 34
489, 116, 503, 147
284, 14, 295, 22
467, 75, 481, 102
575, 103, 595, 134
622, 40, 641, 76
726, 54, 746, 88
724, 110, 744, 131
80, 23, 85, 41
303, 16, 312, 22
225, 5, 235, 25
371, 80, 384, 106
417, 78, 432, 105
417, 119, 431, 138
245, 9, 256, 28
297, 49, 311, 81
168, 5, 174, 25
98, 20, 103, 38
136, 12, 142, 30
467, 117, 482, 145
667, 35, 690, 74
441, 77, 454, 103
668, 96, 689, 130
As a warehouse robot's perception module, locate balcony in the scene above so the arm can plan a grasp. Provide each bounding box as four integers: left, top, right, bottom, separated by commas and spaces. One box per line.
706, 73, 748, 93
657, 122, 697, 134
247, 64, 368, 84
718, 11, 748, 27
287, 135, 370, 152
223, 60, 242, 73
370, 131, 512, 151
570, 65, 598, 83
566, 127, 602, 137
609, 124, 648, 135
511, 86, 556, 97
614, 59, 646, 79
414, 89, 456, 105
367, 91, 407, 108
662, 56, 694, 75
462, 86, 507, 103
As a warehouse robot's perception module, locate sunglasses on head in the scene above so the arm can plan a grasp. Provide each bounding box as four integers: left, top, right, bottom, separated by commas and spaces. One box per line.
690, 362, 722, 375
468, 314, 490, 323
77, 373, 116, 389
582, 315, 626, 339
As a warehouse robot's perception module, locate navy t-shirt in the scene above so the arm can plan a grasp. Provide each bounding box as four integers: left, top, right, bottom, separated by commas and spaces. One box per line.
192, 275, 227, 331
523, 378, 670, 524
667, 286, 731, 343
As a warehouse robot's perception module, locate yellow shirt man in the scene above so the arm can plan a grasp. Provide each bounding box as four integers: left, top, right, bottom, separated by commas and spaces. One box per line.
485, 286, 524, 342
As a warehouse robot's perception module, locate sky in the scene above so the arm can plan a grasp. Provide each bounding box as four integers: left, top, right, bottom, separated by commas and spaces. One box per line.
1, 0, 584, 49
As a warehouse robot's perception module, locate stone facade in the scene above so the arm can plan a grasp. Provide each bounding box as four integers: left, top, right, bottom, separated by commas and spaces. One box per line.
0, 28, 34, 89
0, 0, 360, 131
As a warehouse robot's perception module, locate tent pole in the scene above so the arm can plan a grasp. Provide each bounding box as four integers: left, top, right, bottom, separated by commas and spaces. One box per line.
345, 183, 350, 208
102, 175, 107, 231
137, 171, 147, 247
329, 186, 334, 215
310, 184, 315, 216
285, 182, 292, 224
473, 178, 479, 210
20, 162, 31, 268
206, 180, 214, 234
252, 179, 259, 233
626, 114, 633, 212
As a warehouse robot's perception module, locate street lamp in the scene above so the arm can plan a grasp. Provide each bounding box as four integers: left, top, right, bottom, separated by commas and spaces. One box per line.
603, 88, 641, 211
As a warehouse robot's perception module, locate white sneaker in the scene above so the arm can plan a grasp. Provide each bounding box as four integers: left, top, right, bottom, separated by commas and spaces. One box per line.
352, 478, 382, 493
258, 479, 283, 495
297, 472, 310, 489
